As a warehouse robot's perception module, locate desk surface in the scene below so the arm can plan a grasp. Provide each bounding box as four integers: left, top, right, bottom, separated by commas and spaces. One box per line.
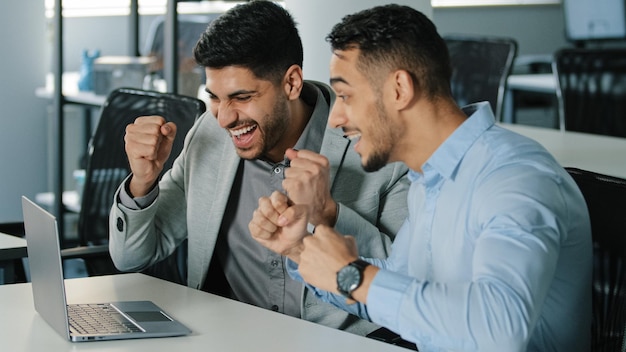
0, 232, 27, 261
0, 273, 405, 352
500, 123, 626, 179
507, 73, 556, 94
35, 72, 107, 106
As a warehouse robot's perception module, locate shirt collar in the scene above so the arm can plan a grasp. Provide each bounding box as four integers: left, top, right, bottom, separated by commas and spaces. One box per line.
292, 81, 329, 154
409, 102, 495, 183
258, 81, 329, 167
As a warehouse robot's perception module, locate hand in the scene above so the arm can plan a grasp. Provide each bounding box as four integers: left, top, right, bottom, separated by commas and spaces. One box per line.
298, 224, 359, 294
249, 191, 310, 263
124, 116, 177, 197
283, 148, 337, 227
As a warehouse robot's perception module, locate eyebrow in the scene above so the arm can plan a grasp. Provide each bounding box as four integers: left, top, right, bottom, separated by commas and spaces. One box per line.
329, 77, 349, 86
204, 88, 258, 99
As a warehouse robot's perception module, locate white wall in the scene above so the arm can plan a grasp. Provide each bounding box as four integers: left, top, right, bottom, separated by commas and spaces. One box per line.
284, 0, 433, 83
0, 2, 48, 222
434, 5, 568, 56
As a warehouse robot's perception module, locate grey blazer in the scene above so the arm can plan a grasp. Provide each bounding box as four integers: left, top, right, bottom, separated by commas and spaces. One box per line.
109, 82, 410, 335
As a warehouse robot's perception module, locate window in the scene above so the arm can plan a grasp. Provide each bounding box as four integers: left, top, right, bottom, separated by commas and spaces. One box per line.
45, 0, 246, 18
432, 0, 559, 7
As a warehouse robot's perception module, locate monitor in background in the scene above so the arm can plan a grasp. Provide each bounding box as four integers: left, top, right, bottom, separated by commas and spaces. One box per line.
563, 0, 626, 42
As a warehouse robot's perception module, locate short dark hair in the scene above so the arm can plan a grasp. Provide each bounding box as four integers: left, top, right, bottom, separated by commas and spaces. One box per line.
326, 4, 452, 98
193, 0, 303, 84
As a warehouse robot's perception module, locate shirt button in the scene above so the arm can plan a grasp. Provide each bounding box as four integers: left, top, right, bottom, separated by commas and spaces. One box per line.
271, 305, 279, 311
273, 167, 281, 174
271, 260, 279, 267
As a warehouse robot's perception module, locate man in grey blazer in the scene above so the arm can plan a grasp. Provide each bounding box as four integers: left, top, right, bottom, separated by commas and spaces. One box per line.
108, 1, 408, 336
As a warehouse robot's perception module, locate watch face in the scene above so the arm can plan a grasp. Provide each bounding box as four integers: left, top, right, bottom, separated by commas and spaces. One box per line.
337, 264, 361, 296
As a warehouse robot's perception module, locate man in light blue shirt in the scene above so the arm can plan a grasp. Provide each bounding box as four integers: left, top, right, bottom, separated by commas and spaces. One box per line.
248, 4, 592, 351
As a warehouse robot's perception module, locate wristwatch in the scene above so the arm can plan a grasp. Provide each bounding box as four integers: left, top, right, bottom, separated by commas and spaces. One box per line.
336, 259, 370, 300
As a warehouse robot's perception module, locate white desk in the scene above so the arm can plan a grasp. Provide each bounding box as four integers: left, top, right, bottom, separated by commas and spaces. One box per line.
0, 232, 27, 284
0, 273, 406, 352
500, 123, 626, 179
0, 232, 27, 261
35, 72, 107, 107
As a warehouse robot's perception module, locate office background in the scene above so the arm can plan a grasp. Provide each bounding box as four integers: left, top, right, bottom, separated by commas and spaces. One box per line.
0, 1, 568, 223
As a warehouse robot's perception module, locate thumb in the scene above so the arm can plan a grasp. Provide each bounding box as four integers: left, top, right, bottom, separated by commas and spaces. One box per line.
278, 204, 308, 227
160, 122, 177, 150
161, 121, 177, 142
285, 148, 299, 161
156, 122, 177, 163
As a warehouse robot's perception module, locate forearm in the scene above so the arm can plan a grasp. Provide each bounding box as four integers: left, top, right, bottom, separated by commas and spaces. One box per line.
109, 170, 187, 271
333, 164, 410, 259
286, 258, 372, 320
109, 191, 161, 271
334, 203, 393, 258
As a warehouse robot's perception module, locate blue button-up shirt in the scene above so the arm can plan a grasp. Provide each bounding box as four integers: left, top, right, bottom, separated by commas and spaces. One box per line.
289, 102, 592, 351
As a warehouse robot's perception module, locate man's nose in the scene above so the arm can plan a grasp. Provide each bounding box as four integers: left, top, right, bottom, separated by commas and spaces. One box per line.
214, 101, 237, 128
328, 100, 347, 129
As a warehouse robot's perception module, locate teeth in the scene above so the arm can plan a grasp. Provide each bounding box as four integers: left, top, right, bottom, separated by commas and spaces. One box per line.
346, 133, 361, 141
231, 125, 255, 137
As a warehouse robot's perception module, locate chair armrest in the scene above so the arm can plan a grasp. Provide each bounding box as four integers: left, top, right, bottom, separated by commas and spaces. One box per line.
60, 244, 110, 260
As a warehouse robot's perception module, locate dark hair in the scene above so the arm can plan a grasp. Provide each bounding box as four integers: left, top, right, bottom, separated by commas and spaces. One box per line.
326, 4, 452, 98
193, 0, 303, 84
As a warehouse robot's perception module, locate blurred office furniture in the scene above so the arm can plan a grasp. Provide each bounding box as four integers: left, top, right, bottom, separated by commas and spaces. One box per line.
553, 48, 626, 137
48, 0, 197, 238
503, 54, 558, 127
565, 167, 626, 351
143, 14, 218, 97
499, 123, 626, 179
48, 1, 139, 239
4, 85, 206, 283
64, 88, 205, 278
504, 73, 557, 126
444, 35, 518, 122
513, 54, 553, 75
0, 231, 27, 284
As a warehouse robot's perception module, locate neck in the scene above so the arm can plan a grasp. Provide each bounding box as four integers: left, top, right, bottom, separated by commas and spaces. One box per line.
264, 97, 313, 163
398, 97, 467, 172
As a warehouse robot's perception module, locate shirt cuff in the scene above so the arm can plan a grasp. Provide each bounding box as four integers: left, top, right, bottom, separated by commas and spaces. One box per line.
119, 177, 159, 210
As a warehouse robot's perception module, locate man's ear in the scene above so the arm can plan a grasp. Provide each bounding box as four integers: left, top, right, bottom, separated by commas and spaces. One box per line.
393, 70, 416, 110
283, 64, 304, 100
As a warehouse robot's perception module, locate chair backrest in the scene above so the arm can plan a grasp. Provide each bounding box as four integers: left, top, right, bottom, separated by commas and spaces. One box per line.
553, 48, 626, 137
77, 88, 205, 274
444, 35, 518, 121
565, 167, 626, 351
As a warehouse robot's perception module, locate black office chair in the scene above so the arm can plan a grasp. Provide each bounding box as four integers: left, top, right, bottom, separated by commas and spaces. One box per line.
444, 35, 518, 122
554, 48, 626, 137
63, 87, 205, 282
565, 167, 626, 352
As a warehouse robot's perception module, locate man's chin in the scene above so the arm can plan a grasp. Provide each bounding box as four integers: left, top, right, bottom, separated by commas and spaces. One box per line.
362, 154, 388, 173
235, 147, 263, 160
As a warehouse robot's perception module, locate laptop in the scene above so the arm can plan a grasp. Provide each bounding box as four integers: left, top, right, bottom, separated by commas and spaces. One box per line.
21, 196, 191, 342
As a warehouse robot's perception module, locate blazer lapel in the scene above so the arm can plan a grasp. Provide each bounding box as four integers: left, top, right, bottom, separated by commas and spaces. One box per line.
320, 126, 351, 189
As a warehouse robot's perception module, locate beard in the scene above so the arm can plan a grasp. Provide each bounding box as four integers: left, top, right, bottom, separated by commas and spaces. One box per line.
362, 100, 396, 172
231, 94, 290, 160
259, 94, 290, 157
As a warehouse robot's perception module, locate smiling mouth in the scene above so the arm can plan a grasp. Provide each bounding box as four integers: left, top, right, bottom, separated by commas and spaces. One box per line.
230, 124, 258, 140
344, 132, 362, 142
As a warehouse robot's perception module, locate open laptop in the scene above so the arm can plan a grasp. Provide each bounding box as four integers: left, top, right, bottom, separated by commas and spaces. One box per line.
21, 196, 191, 342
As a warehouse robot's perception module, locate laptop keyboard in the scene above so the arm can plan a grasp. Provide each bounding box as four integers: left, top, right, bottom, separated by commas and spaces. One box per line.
68, 303, 142, 335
